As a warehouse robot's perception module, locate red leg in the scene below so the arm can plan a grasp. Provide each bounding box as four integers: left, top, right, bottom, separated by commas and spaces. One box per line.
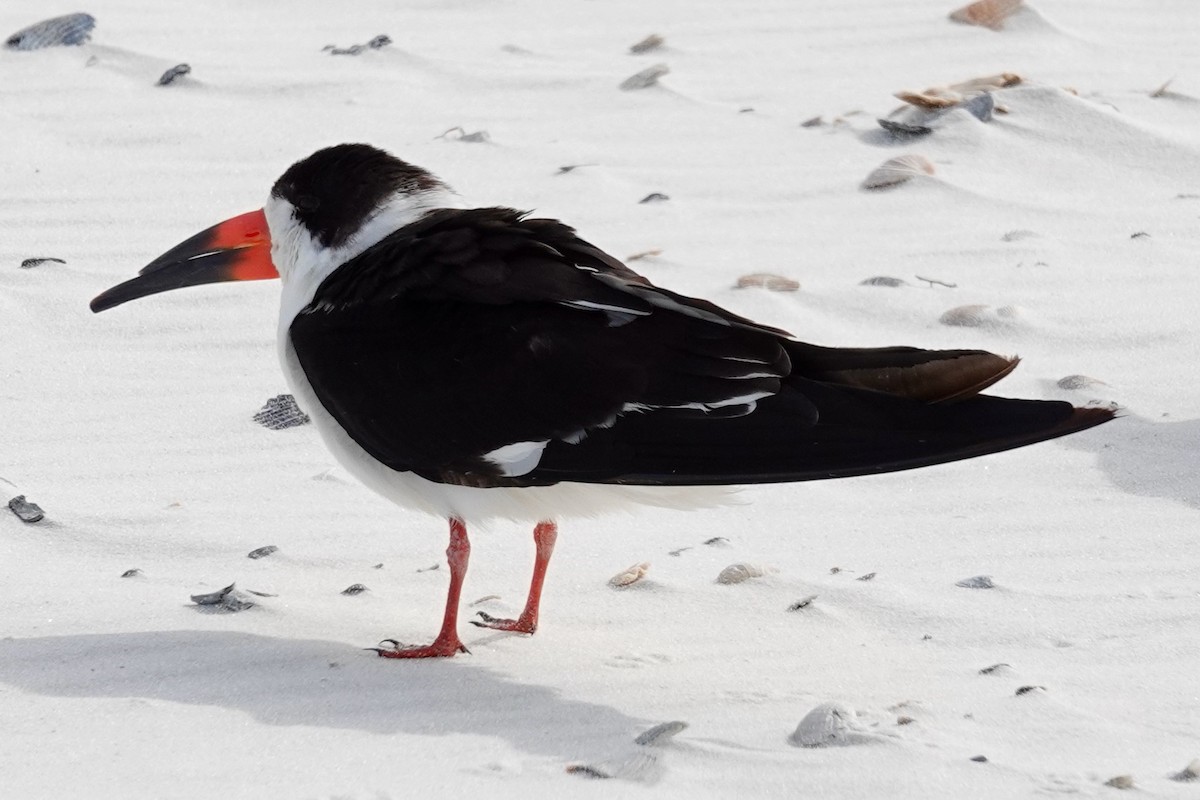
472, 520, 557, 635
374, 517, 470, 659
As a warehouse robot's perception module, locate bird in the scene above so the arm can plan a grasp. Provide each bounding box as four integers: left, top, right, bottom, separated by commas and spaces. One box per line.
91, 143, 1114, 658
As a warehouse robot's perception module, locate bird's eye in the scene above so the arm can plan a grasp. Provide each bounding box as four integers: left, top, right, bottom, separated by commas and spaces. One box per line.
295, 194, 320, 212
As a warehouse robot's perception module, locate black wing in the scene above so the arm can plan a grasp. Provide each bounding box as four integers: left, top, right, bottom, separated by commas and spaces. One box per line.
290, 207, 1113, 488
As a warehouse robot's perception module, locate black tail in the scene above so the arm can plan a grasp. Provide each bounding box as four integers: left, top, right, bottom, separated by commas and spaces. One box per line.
527, 345, 1115, 486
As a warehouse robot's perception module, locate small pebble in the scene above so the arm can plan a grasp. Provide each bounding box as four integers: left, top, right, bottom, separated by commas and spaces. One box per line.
20, 257, 65, 269
6, 13, 95, 50
638, 193, 669, 204
1130, 231, 1150, 239
619, 63, 669, 91
956, 575, 995, 589
247, 545, 278, 560
788, 595, 818, 611
609, 562, 650, 588
1104, 775, 1134, 790
634, 720, 688, 746
716, 563, 766, 585
896, 716, 915, 726
970, 755, 989, 763
8, 495, 45, 523
860, 276, 907, 287
156, 64, 190, 86
1170, 758, 1200, 782
629, 34, 664, 55
341, 583, 368, 596
254, 394, 310, 430
120, 568, 142, 578
800, 115, 824, 128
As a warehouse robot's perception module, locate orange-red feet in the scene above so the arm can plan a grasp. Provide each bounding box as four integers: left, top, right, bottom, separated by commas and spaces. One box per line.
469, 520, 557, 637
372, 516, 472, 660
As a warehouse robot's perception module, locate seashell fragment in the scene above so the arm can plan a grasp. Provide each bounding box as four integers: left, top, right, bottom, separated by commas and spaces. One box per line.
620, 64, 669, 91
7, 495, 44, 523
716, 563, 766, 584
788, 703, 877, 747
860, 276, 907, 287
20, 257, 65, 269
634, 720, 688, 746
639, 193, 670, 204
609, 562, 650, 587
1170, 758, 1200, 782
857, 572, 877, 582
788, 594, 818, 611
949, 0, 1024, 30
626, 248, 662, 262
157, 64, 191, 86
1015, 685, 1045, 696
735, 273, 801, 292
341, 583, 368, 596
191, 583, 255, 612
6, 13, 95, 50
956, 575, 995, 589
247, 545, 278, 559
1057, 374, 1105, 391
861, 154, 935, 190
800, 115, 824, 128
878, 119, 932, 138
121, 569, 143, 578
939, 304, 1020, 328
970, 755, 989, 763
979, 662, 1012, 675
704, 536, 729, 547
254, 394, 310, 430
1104, 775, 1134, 790
894, 91, 960, 110
629, 34, 664, 55
323, 34, 391, 56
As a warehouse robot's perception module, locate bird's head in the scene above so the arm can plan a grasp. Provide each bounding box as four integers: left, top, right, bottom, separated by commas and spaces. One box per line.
90, 144, 453, 313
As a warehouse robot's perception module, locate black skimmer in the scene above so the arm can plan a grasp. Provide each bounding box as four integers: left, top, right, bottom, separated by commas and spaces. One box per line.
91, 143, 1114, 658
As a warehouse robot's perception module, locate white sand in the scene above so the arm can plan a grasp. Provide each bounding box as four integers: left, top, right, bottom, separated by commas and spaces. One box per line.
3, 0, 1198, 797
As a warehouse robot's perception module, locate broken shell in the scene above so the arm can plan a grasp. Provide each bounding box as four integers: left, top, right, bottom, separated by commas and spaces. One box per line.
254, 394, 310, 430
979, 662, 1012, 675
1015, 685, 1045, 696
951, 72, 1022, 92
857, 572, 877, 582
620, 63, 669, 91
638, 192, 670, 204
949, 0, 1024, 30
1104, 775, 1134, 790
247, 545, 278, 559
800, 115, 824, 128
609, 562, 650, 587
629, 34, 664, 55
1057, 374, 1106, 390
860, 276, 907, 287
635, 720, 688, 746
1170, 758, 1200, 782
703, 536, 729, 547
956, 575, 996, 589
788, 595, 818, 611
6, 13, 95, 50
341, 583, 368, 596
788, 702, 876, 748
121, 569, 143, 578
735, 273, 801, 292
970, 755, 989, 763
157, 64, 191, 86
191, 583, 237, 605
861, 154, 935, 190
716, 563, 766, 585
7, 495, 44, 523
894, 91, 960, 110
19, 257, 66, 269
939, 304, 1020, 328
878, 119, 932, 138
